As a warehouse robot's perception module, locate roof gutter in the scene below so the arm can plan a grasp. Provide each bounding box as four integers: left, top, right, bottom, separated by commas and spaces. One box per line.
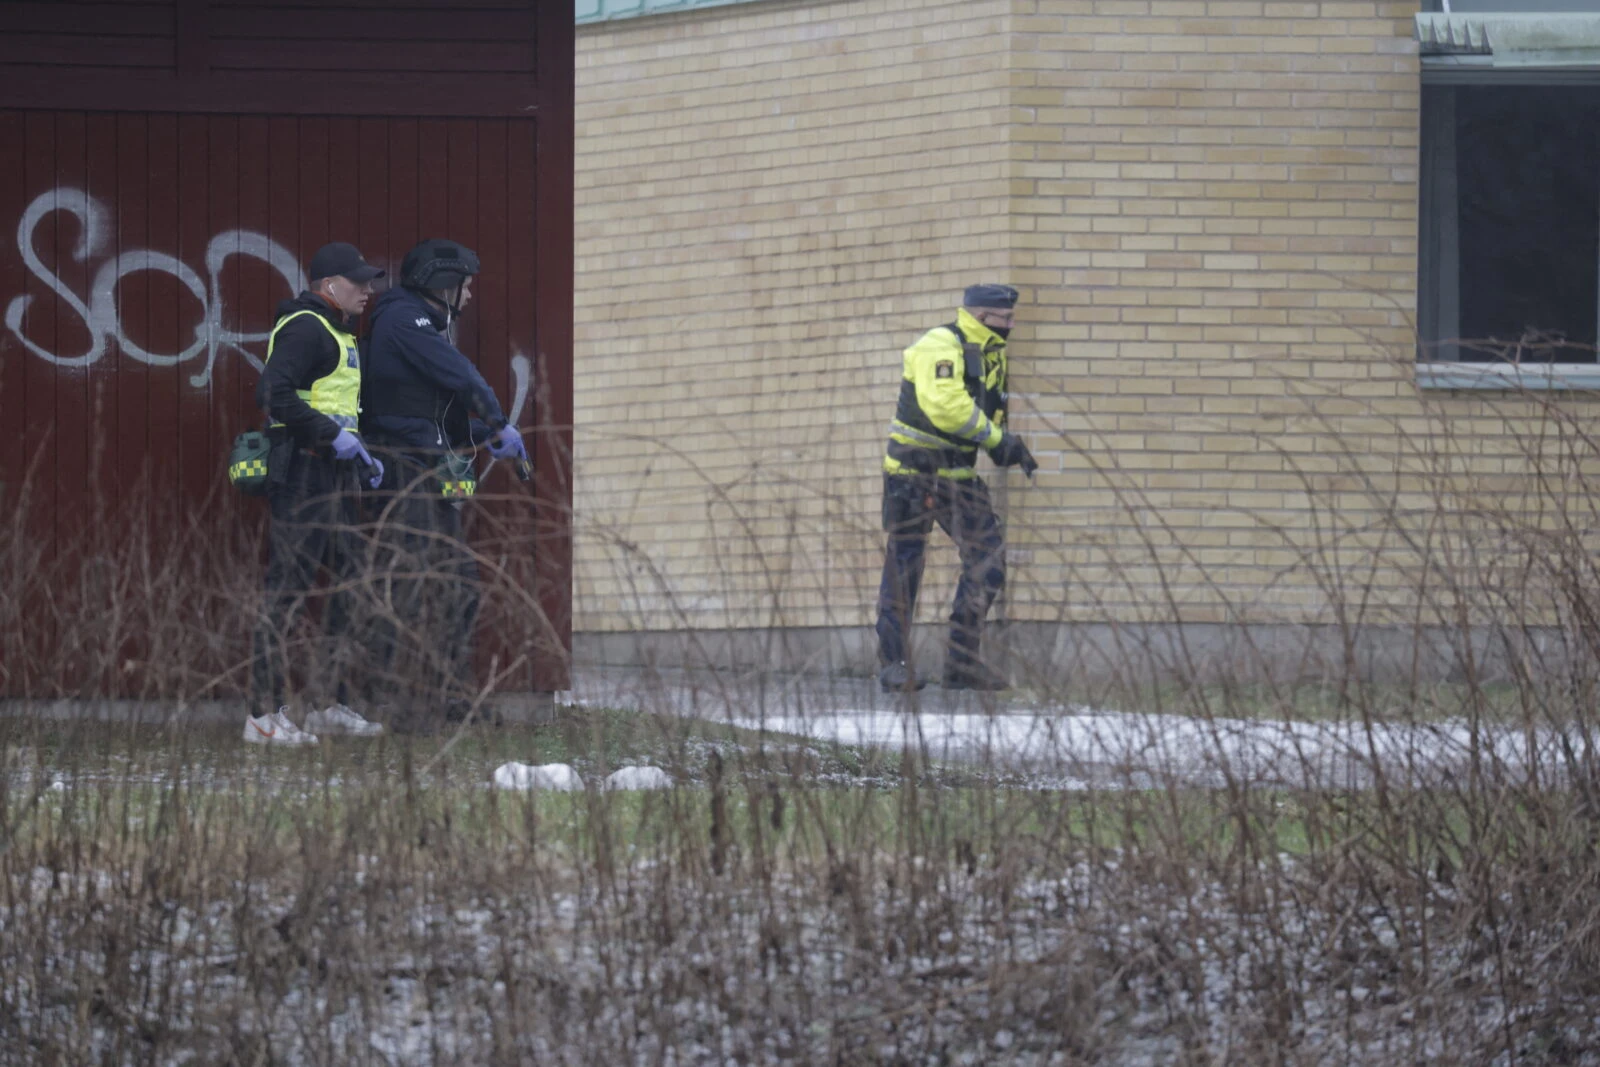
1415, 12, 1600, 68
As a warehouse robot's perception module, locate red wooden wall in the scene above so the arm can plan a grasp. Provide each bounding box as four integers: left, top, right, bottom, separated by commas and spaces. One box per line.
0, 2, 558, 117
0, 2, 574, 697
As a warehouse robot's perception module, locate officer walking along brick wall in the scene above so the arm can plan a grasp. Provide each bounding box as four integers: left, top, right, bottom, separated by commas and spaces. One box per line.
876, 284, 1038, 693
360, 239, 528, 731
246, 242, 388, 745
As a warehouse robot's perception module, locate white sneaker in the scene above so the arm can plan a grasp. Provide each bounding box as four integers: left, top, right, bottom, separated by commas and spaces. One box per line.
304, 703, 384, 737
243, 707, 319, 747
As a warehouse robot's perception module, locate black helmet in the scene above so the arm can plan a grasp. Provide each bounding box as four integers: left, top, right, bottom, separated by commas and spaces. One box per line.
400, 238, 481, 293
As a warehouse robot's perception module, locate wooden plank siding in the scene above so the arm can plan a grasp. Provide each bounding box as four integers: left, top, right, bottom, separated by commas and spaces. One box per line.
531, 4, 574, 691
0, 1, 574, 698
0, 2, 544, 116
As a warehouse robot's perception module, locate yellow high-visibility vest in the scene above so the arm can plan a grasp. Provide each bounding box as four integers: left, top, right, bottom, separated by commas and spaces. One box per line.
882, 309, 1007, 481
264, 309, 361, 430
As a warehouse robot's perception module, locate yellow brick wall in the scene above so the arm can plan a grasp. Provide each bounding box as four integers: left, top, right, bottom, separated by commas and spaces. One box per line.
574, 0, 1600, 640
1004, 0, 1427, 628
574, 0, 1019, 632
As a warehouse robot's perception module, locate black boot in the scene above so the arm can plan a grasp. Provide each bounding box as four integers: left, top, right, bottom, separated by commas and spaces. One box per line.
879, 661, 927, 692
942, 658, 1009, 691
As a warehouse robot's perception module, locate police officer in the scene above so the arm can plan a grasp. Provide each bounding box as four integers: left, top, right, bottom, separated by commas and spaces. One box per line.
360, 238, 526, 728
247, 242, 387, 745
876, 284, 1038, 692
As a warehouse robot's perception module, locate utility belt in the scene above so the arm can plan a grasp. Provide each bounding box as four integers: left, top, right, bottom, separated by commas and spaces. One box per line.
228, 424, 371, 496
885, 438, 976, 476
283, 412, 358, 430
363, 437, 478, 503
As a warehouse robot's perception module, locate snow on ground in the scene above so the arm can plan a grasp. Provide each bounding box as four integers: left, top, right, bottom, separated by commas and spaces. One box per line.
563, 667, 1576, 789
491, 762, 672, 791
8, 856, 1594, 1065
604, 765, 672, 790
491, 761, 581, 791
722, 707, 1568, 788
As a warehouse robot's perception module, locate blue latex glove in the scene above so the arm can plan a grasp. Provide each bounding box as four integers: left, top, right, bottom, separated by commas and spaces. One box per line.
330, 428, 374, 465
331, 428, 384, 488
487, 424, 527, 461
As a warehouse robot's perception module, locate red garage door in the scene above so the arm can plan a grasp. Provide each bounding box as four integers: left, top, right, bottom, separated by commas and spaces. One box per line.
0, 3, 573, 701
2, 112, 540, 517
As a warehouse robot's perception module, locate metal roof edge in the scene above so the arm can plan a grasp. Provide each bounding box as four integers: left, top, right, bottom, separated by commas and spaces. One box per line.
577, 0, 789, 25
1416, 11, 1600, 65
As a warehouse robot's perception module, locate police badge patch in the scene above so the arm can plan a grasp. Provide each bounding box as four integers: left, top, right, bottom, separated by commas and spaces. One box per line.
935, 360, 955, 379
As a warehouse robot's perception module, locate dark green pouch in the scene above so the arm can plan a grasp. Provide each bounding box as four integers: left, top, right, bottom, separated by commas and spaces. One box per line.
227, 430, 272, 496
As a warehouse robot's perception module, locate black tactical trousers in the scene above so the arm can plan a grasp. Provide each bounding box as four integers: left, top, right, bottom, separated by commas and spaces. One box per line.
874, 473, 1006, 671
362, 448, 482, 721
249, 449, 366, 714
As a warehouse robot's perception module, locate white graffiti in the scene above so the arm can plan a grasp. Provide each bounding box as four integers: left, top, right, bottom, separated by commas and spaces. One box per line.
4, 187, 305, 388
509, 352, 531, 427
480, 352, 532, 481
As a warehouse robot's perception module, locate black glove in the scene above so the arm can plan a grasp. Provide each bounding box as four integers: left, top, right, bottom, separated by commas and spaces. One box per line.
988, 433, 1038, 476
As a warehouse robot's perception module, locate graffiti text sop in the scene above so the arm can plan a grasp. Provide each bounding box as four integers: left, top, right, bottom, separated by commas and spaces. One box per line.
5, 188, 306, 388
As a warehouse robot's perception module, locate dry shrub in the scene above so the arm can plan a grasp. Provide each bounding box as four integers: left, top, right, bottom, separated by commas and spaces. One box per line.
3, 364, 1600, 1065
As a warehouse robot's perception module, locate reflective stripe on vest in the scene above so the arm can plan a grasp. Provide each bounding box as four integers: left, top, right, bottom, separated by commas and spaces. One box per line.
265, 309, 361, 429
881, 321, 1002, 482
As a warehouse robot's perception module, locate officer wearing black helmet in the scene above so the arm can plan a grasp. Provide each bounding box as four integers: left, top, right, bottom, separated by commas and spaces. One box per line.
876, 283, 1037, 693
360, 238, 527, 727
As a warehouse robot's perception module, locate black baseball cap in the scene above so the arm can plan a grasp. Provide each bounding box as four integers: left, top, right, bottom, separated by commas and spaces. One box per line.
308, 242, 385, 284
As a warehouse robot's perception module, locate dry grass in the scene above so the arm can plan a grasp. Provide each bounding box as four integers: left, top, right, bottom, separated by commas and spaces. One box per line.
5, 375, 1600, 1065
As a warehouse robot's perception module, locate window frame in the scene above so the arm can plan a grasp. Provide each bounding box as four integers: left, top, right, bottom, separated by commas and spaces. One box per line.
1420, 1, 1600, 12
1416, 65, 1600, 390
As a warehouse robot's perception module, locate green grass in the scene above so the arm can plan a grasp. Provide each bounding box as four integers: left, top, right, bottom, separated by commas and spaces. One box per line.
6, 753, 1487, 878
3, 702, 1575, 878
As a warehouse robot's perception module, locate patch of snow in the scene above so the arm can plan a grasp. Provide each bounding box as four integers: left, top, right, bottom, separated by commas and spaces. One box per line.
605, 765, 671, 791
723, 706, 1571, 790
491, 762, 580, 791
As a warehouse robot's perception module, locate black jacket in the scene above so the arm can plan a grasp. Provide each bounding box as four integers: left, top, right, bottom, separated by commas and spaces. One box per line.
360, 287, 507, 451
254, 292, 352, 448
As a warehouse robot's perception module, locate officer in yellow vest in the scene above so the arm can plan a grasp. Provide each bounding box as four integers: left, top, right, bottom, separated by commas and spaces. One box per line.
876, 284, 1038, 693
246, 242, 387, 746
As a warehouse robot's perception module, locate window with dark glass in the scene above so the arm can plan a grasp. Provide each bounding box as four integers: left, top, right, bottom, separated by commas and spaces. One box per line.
1419, 84, 1600, 364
